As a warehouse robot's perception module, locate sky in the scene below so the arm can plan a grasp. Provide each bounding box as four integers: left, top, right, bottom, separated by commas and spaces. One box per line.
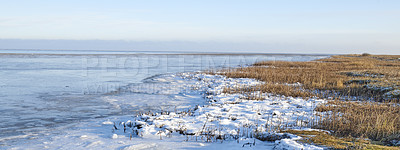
0, 0, 399, 54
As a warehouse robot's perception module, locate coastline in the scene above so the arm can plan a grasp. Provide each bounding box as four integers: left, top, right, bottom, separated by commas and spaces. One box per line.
3, 72, 326, 149
2, 54, 398, 149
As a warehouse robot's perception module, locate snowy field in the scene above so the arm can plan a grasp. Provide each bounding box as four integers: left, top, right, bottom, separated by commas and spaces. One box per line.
5, 72, 327, 150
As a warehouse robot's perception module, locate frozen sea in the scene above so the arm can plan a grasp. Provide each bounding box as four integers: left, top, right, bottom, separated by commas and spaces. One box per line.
0, 50, 328, 148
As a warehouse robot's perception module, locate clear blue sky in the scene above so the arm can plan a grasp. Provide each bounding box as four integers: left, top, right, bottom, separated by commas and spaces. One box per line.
1, 0, 399, 54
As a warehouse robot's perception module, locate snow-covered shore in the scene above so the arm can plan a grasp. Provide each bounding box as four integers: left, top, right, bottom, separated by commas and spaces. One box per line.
6, 72, 326, 150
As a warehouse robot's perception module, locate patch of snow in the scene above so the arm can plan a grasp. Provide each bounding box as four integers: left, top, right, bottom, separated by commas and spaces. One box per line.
384, 90, 400, 98
275, 138, 323, 150
111, 134, 118, 139
102, 121, 113, 125
80, 135, 88, 139
109, 73, 325, 149
122, 143, 158, 150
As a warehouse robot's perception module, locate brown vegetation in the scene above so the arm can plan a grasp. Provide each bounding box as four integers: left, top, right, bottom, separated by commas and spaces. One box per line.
283, 130, 398, 149
315, 100, 400, 145
219, 54, 400, 101
213, 54, 400, 147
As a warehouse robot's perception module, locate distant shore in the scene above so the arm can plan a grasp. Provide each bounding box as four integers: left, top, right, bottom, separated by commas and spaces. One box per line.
0, 49, 333, 56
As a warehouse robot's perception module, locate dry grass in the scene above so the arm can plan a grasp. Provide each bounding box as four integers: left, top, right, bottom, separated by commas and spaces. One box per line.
315, 100, 400, 145
218, 54, 400, 101
283, 130, 398, 149
211, 54, 400, 147
223, 84, 315, 100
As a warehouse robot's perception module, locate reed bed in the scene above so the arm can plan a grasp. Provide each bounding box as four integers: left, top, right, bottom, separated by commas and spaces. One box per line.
219, 54, 400, 102
213, 54, 400, 146
283, 130, 398, 149
315, 100, 400, 145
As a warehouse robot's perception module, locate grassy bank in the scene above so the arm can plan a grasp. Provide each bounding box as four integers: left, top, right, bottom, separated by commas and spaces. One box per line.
214, 54, 400, 147
220, 54, 400, 101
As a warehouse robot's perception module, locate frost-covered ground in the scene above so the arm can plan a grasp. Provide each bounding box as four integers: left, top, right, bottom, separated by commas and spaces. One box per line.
6, 72, 326, 150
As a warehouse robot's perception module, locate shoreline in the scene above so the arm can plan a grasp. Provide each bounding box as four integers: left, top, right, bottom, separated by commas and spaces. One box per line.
2, 54, 399, 149
2, 72, 327, 149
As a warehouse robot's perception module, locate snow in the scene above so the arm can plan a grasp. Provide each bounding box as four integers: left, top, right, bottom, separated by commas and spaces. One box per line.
275, 137, 323, 150
4, 72, 325, 150
111, 134, 118, 139
102, 121, 114, 125
384, 90, 400, 98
